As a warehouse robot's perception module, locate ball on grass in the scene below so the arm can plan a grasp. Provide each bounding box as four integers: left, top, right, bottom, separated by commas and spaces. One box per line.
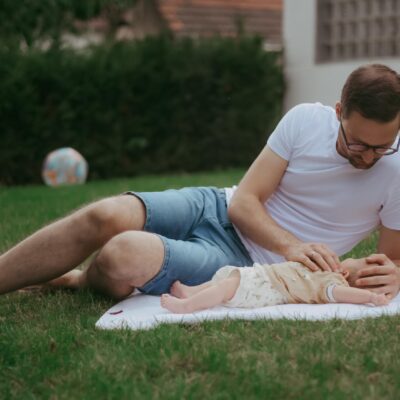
42, 147, 88, 187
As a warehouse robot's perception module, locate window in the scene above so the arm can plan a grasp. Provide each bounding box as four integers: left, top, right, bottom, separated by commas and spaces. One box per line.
316, 0, 400, 62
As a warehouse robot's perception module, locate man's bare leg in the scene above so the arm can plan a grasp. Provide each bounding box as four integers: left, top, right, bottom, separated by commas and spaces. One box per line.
80, 231, 165, 299
0, 195, 146, 294
44, 269, 88, 290
37, 251, 100, 291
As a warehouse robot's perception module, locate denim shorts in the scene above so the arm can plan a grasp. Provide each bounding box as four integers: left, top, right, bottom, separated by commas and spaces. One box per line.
126, 187, 252, 295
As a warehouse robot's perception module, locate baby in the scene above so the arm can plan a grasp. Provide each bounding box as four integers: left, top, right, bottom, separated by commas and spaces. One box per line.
161, 258, 389, 314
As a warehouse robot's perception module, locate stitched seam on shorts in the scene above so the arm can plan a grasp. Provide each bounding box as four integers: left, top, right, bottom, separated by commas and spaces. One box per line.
228, 227, 252, 262
201, 188, 251, 261
200, 216, 252, 265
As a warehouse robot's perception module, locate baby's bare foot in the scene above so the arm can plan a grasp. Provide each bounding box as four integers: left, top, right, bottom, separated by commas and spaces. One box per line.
170, 281, 191, 298
371, 293, 389, 306
161, 294, 189, 313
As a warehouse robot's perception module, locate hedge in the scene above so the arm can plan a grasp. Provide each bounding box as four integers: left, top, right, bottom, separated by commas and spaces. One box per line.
0, 0, 135, 49
0, 35, 284, 185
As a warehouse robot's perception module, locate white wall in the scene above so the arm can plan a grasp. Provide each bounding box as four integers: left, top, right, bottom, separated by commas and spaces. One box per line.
283, 0, 400, 111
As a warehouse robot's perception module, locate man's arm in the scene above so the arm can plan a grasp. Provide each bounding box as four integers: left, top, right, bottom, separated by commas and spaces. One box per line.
352, 225, 400, 299
228, 146, 341, 272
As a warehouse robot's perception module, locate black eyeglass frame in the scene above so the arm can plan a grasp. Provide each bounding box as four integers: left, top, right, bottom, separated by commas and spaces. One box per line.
340, 120, 400, 156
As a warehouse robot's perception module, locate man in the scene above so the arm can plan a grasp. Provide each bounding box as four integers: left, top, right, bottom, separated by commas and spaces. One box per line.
1, 64, 399, 300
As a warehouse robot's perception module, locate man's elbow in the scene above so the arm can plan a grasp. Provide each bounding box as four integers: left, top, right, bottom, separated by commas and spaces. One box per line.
227, 194, 247, 225
227, 199, 239, 224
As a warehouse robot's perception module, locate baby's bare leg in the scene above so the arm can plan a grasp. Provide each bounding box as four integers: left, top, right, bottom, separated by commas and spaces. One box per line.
170, 280, 214, 298
161, 273, 240, 313
332, 285, 389, 306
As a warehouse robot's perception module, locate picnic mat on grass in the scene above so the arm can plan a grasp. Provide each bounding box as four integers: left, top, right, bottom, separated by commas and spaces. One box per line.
95, 291, 400, 330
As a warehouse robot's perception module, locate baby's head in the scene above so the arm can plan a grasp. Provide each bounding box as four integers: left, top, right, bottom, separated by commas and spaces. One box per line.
341, 257, 368, 271
340, 257, 371, 285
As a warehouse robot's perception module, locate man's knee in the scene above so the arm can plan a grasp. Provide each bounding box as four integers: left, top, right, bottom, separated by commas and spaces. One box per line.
95, 231, 164, 286
82, 195, 146, 240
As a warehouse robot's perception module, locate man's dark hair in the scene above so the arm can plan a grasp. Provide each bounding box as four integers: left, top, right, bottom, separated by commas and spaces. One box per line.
341, 64, 400, 122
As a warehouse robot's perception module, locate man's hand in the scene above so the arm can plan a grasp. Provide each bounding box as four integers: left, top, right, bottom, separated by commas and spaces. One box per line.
353, 254, 400, 300
283, 242, 341, 272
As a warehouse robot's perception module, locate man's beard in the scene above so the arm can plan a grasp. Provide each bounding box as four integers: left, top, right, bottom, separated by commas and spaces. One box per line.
336, 141, 381, 169
348, 156, 380, 169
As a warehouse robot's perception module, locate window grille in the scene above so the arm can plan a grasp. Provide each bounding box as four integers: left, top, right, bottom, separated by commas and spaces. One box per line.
316, 0, 400, 62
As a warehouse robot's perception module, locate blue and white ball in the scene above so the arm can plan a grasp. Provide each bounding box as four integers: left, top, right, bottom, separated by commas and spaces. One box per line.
42, 147, 88, 186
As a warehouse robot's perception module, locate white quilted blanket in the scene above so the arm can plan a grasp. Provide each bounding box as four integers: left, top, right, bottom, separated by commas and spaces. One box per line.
96, 291, 400, 330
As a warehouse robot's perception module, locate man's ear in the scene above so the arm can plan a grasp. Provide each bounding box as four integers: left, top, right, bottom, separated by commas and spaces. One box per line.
335, 102, 342, 121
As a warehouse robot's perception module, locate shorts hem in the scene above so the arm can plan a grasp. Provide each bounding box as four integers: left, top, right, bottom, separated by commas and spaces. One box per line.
136, 234, 171, 294
123, 191, 152, 231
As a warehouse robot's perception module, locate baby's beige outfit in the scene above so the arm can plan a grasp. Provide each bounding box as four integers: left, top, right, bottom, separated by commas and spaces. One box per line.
211, 261, 349, 308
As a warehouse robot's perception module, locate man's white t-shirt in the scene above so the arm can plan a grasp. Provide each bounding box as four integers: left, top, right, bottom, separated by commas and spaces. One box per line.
225, 103, 400, 264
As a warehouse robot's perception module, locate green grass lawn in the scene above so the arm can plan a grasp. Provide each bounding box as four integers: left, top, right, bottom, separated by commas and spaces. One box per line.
1, 170, 400, 399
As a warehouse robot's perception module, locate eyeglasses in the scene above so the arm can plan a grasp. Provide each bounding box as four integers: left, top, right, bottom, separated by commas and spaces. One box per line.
340, 120, 400, 155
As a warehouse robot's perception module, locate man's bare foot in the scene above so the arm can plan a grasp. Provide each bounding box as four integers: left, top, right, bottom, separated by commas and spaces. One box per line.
46, 269, 85, 290
170, 281, 192, 298
161, 294, 190, 313
47, 269, 85, 289
18, 285, 44, 293
370, 293, 389, 306
19, 270, 85, 293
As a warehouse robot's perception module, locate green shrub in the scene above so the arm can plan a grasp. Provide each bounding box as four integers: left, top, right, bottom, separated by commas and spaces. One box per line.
0, 36, 283, 185
0, 0, 134, 49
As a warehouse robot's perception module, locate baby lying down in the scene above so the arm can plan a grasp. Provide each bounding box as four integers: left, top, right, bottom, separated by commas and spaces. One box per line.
161, 258, 389, 314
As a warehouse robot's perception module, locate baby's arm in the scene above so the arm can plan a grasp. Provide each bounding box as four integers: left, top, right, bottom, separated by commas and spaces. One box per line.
161, 271, 241, 313
332, 285, 389, 306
